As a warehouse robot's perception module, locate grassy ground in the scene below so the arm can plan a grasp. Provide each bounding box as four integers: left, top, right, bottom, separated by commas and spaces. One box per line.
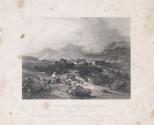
22, 57, 130, 99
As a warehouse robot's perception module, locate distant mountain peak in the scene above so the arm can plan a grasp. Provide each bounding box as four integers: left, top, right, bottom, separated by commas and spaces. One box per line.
107, 41, 130, 49
40, 47, 55, 53
62, 43, 83, 52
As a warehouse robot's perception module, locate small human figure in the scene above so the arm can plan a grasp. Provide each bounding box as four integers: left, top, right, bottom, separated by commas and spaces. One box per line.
56, 76, 61, 83
49, 72, 61, 84
51, 72, 57, 79
49, 72, 57, 84
48, 79, 51, 84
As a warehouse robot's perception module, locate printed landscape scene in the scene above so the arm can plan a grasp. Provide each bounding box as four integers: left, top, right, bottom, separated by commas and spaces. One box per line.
22, 18, 130, 99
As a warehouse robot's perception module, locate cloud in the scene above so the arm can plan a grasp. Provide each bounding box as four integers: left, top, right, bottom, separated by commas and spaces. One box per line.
23, 17, 130, 54
64, 18, 130, 52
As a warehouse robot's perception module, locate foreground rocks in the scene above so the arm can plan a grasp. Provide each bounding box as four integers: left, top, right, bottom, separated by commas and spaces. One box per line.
68, 85, 92, 97
22, 62, 130, 99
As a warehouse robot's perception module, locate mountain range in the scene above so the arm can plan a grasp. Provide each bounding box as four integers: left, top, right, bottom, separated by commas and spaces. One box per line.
27, 41, 130, 62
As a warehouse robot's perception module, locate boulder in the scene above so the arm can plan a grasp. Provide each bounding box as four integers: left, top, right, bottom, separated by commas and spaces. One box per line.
65, 79, 72, 86
67, 73, 76, 80
75, 76, 85, 84
73, 85, 92, 97
110, 79, 125, 91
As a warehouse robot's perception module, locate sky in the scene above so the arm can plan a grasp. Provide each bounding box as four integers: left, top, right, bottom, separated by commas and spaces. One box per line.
23, 17, 130, 54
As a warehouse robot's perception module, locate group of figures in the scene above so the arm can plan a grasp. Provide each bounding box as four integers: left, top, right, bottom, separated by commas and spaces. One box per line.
48, 72, 61, 84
